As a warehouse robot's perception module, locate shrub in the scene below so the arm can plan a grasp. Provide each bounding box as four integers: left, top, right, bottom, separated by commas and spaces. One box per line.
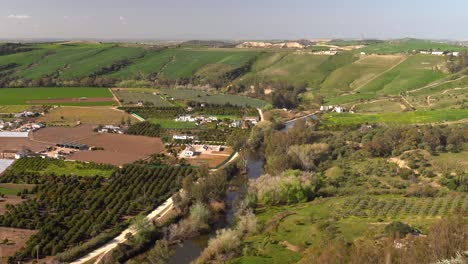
384, 221, 415, 238
198, 228, 241, 262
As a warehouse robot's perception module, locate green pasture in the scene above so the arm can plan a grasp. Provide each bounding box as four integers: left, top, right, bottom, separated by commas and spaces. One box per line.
360, 39, 467, 54
0, 87, 113, 105
358, 55, 447, 95
321, 109, 468, 126
321, 55, 404, 92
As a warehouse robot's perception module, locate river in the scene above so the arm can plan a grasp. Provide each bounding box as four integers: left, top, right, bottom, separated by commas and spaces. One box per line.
168, 114, 313, 263
168, 153, 264, 264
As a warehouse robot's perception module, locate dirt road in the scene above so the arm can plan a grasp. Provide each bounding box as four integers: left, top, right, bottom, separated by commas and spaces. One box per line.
70, 198, 174, 264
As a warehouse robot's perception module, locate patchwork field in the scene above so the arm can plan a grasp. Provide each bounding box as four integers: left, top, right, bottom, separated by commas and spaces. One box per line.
38, 106, 137, 126
0, 87, 115, 106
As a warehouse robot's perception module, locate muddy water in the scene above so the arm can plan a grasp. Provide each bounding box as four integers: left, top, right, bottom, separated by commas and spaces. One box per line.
168, 153, 264, 264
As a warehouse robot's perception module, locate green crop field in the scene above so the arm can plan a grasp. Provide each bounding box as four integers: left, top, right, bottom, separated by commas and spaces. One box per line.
321, 55, 404, 92
109, 49, 175, 79
148, 118, 198, 129
113, 89, 173, 106
354, 99, 404, 113
321, 109, 468, 126
16, 45, 112, 79
240, 52, 331, 87
358, 55, 447, 95
324, 93, 378, 105
58, 46, 145, 79
0, 87, 114, 105
0, 105, 29, 113
158, 88, 267, 108
360, 39, 467, 54
159, 49, 260, 80
4, 157, 116, 177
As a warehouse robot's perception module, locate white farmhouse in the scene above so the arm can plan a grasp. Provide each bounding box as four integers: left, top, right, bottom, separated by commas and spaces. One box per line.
335, 106, 345, 113
183, 148, 196, 157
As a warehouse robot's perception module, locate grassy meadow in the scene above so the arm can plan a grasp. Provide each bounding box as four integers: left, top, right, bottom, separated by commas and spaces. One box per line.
358, 55, 447, 95
0, 87, 114, 105
321, 109, 468, 126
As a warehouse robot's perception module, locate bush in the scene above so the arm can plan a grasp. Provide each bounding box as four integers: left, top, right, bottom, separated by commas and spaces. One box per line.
198, 228, 241, 262
384, 221, 415, 238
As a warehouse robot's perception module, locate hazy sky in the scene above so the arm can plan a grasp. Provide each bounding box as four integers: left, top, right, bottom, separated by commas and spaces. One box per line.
1, 0, 467, 40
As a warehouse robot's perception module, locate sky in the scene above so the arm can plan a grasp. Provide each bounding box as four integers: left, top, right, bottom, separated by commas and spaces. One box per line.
0, 0, 467, 40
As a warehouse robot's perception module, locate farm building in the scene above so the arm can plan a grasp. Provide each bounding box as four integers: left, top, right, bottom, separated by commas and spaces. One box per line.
98, 125, 124, 134
173, 135, 196, 140
431, 51, 444, 56
335, 106, 345, 113
184, 147, 196, 157
0, 150, 17, 159
0, 132, 29, 138
243, 116, 259, 125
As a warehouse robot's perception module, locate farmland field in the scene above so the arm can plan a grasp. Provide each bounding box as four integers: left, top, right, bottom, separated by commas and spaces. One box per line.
158, 88, 267, 107
358, 55, 447, 95
15, 45, 112, 79
38, 106, 137, 126
0, 105, 29, 113
360, 39, 467, 54
240, 52, 331, 87
321, 55, 405, 92
321, 109, 468, 126
113, 89, 173, 106
0, 87, 115, 106
354, 99, 405, 113
58, 46, 145, 79
2, 158, 115, 177
148, 118, 198, 129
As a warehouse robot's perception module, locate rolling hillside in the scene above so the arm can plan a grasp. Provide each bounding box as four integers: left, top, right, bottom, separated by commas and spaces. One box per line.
0, 40, 466, 111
